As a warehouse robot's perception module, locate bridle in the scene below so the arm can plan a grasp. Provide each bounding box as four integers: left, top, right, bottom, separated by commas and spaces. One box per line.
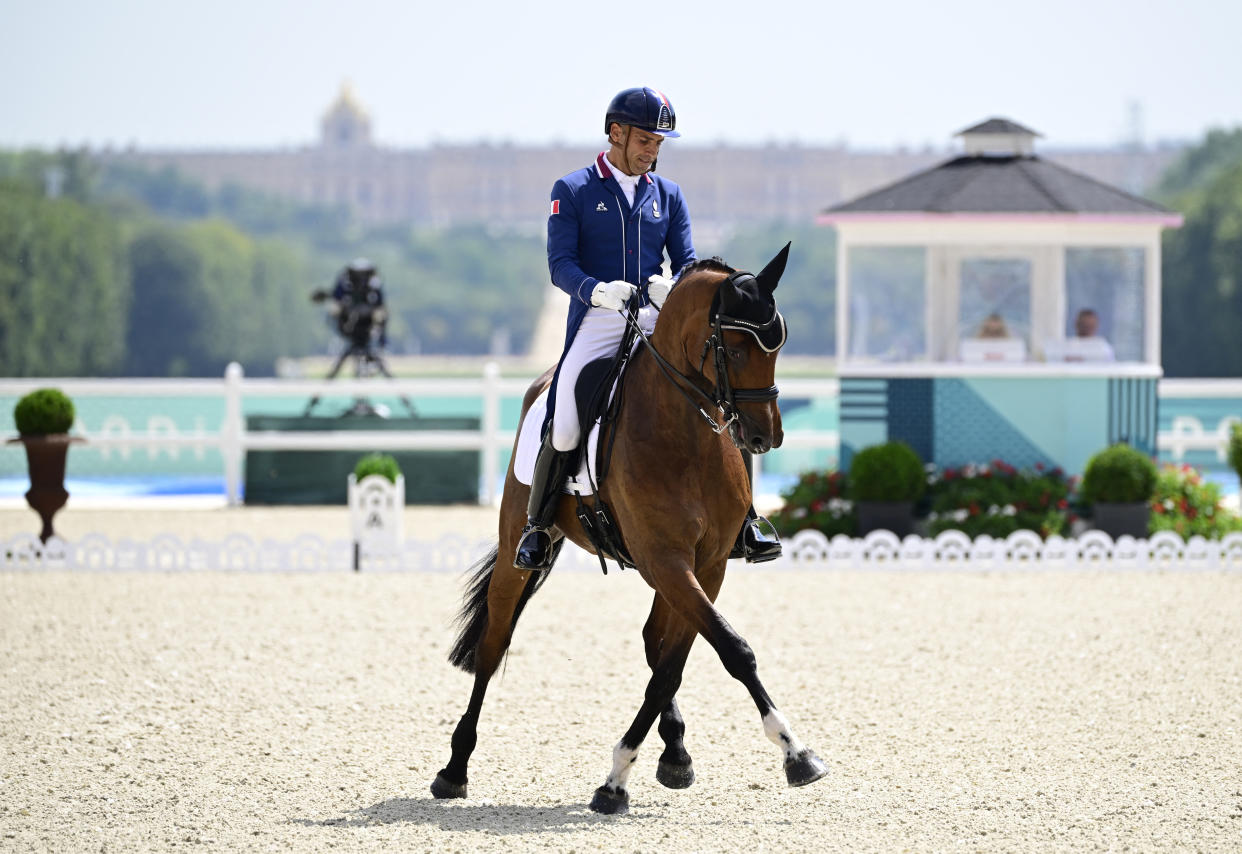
622, 271, 783, 436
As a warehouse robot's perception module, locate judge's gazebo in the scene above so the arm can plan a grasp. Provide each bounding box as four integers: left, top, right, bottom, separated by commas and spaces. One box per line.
818, 118, 1183, 475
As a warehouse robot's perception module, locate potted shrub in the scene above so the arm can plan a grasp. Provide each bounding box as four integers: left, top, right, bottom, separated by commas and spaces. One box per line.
1079, 443, 1158, 539
8, 388, 80, 542
848, 441, 926, 536
354, 452, 402, 484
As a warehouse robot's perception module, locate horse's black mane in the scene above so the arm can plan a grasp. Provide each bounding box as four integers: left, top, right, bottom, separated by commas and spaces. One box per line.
679, 257, 735, 278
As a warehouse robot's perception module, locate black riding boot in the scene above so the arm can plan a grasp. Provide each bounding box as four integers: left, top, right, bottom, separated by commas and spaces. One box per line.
514, 437, 577, 571
730, 505, 783, 562
729, 449, 782, 562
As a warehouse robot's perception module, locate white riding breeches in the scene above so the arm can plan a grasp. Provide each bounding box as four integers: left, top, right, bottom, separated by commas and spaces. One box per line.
551, 305, 657, 452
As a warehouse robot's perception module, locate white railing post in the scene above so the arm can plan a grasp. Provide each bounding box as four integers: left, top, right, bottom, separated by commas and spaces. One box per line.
481, 361, 501, 506
223, 362, 244, 506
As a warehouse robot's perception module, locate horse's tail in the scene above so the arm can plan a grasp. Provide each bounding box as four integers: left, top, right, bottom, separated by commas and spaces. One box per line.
447, 542, 552, 673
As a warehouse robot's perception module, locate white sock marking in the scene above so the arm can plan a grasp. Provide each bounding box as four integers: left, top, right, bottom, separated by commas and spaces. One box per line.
604, 740, 639, 791
762, 709, 807, 761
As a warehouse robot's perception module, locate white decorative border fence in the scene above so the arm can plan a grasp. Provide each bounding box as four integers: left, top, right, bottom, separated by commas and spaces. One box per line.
5, 529, 1242, 573
6, 369, 1239, 508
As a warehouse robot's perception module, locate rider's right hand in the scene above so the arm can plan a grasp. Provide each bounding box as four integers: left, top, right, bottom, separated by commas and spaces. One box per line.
591, 280, 637, 311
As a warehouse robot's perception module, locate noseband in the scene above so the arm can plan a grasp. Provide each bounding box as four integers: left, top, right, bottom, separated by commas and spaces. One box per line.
626, 271, 785, 436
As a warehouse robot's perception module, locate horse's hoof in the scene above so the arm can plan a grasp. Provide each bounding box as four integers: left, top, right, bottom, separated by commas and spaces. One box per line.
784, 749, 829, 787
656, 759, 695, 789
430, 773, 467, 799
589, 785, 630, 815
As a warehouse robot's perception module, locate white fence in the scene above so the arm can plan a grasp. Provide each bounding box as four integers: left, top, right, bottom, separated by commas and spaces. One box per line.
0, 363, 842, 505
5, 528, 1242, 573
2, 368, 1240, 506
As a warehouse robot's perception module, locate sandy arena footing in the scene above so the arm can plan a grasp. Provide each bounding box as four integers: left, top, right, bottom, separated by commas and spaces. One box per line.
2, 520, 1241, 852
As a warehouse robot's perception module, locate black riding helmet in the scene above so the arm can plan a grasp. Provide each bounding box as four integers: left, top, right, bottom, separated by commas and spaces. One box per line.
603, 87, 680, 138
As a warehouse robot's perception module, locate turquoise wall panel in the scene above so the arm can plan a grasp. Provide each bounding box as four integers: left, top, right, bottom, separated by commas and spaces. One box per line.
842, 374, 1158, 476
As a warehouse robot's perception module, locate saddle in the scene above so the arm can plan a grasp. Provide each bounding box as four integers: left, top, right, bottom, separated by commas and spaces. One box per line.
567, 323, 639, 575
512, 310, 641, 574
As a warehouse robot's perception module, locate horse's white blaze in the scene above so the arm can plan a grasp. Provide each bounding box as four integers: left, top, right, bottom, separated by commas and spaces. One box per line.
762, 709, 806, 761
604, 740, 639, 790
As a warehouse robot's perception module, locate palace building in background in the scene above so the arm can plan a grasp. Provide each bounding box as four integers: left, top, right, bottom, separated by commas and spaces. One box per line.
99, 86, 1184, 237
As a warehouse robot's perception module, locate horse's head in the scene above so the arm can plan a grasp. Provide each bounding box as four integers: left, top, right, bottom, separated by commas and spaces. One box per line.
659, 243, 790, 454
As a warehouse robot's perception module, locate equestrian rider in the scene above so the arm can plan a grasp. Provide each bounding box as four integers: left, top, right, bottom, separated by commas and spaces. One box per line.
514, 86, 782, 571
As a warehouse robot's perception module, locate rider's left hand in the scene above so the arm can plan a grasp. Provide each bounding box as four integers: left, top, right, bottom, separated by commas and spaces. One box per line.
647, 274, 674, 309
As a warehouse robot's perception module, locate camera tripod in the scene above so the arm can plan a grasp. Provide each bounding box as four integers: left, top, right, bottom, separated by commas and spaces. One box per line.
302, 341, 417, 418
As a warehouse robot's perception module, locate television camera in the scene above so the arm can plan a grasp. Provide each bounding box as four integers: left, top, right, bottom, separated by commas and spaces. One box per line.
303, 258, 415, 417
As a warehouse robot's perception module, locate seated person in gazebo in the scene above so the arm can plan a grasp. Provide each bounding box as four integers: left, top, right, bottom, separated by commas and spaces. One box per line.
977, 313, 1010, 339
960, 312, 1025, 361
1071, 308, 1116, 361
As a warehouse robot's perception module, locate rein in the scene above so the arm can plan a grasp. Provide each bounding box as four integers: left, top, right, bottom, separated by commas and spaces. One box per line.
619, 275, 780, 436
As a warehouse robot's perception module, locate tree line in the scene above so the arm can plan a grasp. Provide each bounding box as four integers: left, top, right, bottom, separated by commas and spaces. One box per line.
1155, 128, 1242, 377
0, 152, 549, 376
2, 129, 1241, 377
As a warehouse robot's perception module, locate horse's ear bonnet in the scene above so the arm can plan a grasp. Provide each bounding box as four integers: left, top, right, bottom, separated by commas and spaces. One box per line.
710, 242, 790, 353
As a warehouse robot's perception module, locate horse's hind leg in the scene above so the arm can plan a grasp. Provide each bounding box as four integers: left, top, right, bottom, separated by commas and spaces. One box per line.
432, 547, 544, 799
643, 595, 694, 789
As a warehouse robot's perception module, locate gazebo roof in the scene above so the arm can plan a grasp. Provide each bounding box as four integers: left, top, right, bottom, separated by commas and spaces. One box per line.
823, 155, 1173, 216
955, 117, 1041, 137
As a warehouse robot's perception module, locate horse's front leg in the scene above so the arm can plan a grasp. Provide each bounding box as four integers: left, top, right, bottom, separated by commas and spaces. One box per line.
644, 593, 695, 790
589, 614, 698, 815
655, 560, 830, 790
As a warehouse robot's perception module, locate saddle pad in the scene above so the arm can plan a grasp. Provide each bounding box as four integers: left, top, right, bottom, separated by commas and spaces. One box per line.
513, 386, 609, 496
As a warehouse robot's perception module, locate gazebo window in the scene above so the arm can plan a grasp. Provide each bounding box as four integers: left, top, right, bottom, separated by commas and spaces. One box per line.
848, 246, 926, 361
959, 257, 1032, 346
1064, 248, 1145, 363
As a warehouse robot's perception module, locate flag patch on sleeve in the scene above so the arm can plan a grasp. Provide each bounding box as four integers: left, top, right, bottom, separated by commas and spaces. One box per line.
550, 200, 560, 215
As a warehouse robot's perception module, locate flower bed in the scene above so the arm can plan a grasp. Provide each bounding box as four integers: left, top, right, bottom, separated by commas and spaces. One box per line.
1149, 464, 1242, 540
926, 461, 1075, 540
769, 469, 854, 539
771, 457, 1242, 541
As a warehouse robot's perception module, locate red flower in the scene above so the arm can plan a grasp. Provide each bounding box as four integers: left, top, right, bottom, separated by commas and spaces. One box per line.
1057, 498, 1068, 509
1035, 461, 1045, 471
969, 502, 980, 516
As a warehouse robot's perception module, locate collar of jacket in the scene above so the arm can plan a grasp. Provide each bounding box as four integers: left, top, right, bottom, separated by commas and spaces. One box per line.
596, 152, 654, 213
595, 152, 653, 185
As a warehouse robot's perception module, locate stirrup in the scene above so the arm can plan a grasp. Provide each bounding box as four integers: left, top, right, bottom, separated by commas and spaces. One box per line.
514, 523, 556, 571
730, 516, 782, 563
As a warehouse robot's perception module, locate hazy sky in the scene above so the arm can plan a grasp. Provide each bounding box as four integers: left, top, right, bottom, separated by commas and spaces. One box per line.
4, 0, 1240, 152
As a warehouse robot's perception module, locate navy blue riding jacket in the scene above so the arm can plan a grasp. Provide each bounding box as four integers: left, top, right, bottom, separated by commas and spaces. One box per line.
547, 152, 696, 353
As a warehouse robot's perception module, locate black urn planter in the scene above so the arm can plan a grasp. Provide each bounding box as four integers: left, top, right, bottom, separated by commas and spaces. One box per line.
8, 435, 79, 543
857, 500, 916, 538
1092, 502, 1151, 540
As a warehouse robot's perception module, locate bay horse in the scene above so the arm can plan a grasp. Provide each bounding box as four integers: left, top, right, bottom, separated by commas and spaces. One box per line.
431, 244, 828, 814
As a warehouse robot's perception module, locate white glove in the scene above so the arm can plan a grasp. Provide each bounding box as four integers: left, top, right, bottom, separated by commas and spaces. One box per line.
591, 280, 637, 311
647, 274, 674, 309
